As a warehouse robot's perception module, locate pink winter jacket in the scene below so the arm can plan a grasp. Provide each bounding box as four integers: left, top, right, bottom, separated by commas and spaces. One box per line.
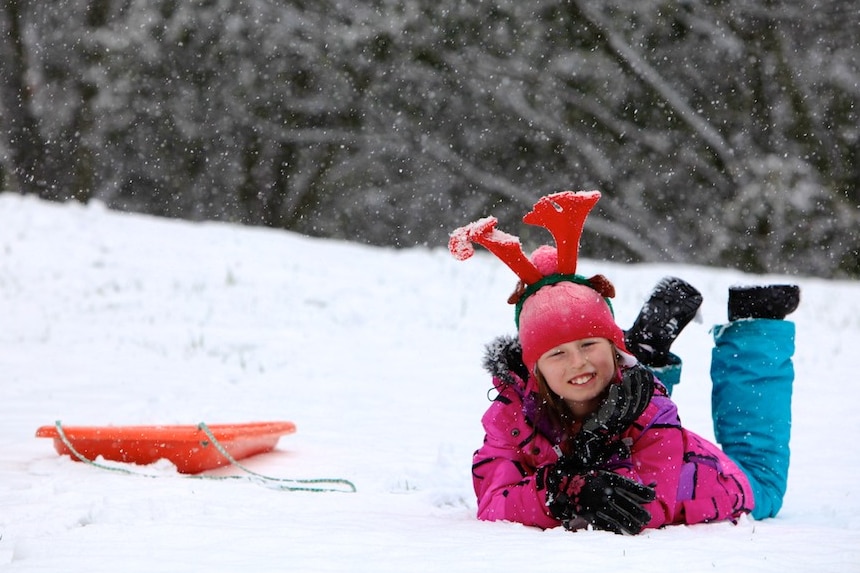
473, 337, 754, 530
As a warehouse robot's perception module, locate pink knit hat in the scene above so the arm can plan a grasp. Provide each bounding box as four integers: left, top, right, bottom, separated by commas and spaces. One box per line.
449, 191, 634, 372
518, 275, 629, 372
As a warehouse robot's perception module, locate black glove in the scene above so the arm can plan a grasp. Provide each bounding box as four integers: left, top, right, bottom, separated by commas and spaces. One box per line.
568, 364, 655, 468
584, 363, 654, 436
541, 466, 656, 535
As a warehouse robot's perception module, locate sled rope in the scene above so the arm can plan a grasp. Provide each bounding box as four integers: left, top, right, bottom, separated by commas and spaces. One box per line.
53, 420, 356, 493
54, 421, 142, 477
196, 422, 356, 492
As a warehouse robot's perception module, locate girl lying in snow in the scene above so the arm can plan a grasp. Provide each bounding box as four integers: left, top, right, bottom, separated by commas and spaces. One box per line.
449, 190, 798, 534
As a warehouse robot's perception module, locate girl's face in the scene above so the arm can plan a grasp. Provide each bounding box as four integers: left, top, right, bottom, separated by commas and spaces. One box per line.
536, 338, 617, 419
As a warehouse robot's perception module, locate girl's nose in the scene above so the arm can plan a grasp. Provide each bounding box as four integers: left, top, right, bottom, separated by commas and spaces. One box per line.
567, 347, 587, 368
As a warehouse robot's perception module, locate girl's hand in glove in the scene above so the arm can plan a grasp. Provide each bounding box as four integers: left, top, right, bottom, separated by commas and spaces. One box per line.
541, 465, 656, 535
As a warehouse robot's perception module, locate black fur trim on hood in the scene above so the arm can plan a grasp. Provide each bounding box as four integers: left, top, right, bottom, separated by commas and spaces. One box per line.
482, 334, 530, 387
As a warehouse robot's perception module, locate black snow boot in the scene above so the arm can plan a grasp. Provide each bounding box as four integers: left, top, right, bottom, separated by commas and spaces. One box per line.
625, 277, 703, 367
728, 285, 800, 322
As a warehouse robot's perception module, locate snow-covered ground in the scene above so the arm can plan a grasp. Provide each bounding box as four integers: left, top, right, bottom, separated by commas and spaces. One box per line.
1, 193, 859, 572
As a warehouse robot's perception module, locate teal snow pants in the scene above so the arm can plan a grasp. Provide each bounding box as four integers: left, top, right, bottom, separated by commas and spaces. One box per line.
652, 319, 794, 519
710, 319, 795, 519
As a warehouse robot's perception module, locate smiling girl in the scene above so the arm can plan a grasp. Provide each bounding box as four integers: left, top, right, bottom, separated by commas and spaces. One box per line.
450, 191, 798, 534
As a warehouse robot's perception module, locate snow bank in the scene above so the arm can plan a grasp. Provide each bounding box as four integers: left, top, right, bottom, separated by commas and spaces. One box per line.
1, 194, 858, 572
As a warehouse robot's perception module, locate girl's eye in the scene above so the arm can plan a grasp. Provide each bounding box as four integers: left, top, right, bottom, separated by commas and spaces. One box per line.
581, 338, 606, 350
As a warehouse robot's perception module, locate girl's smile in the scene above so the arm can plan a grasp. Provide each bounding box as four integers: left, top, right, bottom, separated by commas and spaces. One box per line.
567, 372, 597, 386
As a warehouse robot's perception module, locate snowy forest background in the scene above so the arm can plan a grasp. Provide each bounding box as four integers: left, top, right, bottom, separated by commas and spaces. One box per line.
1, 0, 858, 278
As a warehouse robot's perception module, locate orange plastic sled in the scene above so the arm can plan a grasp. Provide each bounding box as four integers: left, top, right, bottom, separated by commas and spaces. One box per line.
36, 421, 296, 474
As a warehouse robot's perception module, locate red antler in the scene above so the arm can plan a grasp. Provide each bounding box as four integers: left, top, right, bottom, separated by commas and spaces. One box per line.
448, 216, 544, 284
522, 191, 601, 275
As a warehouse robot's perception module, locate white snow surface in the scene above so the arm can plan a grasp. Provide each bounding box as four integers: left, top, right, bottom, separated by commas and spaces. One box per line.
1, 194, 859, 572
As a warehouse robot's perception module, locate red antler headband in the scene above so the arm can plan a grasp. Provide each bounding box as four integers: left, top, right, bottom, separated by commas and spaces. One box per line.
448, 190, 616, 324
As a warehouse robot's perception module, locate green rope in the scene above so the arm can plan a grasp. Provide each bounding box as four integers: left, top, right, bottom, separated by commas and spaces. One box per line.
53, 420, 356, 493
196, 422, 356, 492
54, 420, 148, 477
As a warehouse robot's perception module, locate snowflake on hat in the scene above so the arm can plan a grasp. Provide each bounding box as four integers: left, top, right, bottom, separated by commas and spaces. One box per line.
449, 191, 635, 373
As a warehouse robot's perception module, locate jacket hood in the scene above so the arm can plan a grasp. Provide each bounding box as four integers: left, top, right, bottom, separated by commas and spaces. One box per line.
483, 334, 530, 390
481, 334, 565, 445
